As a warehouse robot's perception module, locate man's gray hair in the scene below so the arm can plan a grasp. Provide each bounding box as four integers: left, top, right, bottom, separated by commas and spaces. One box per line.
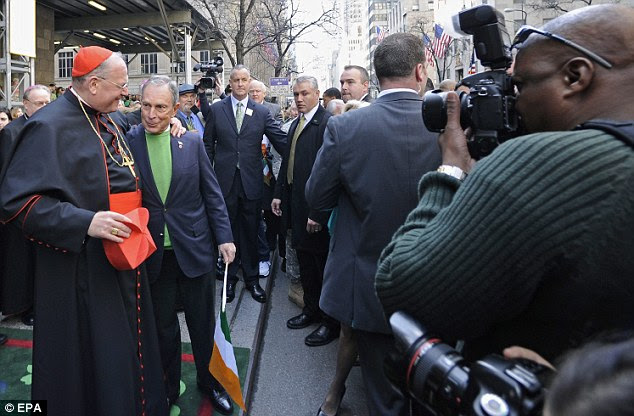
249, 79, 267, 92
72, 52, 126, 86
23, 84, 51, 101
326, 98, 345, 115
294, 75, 319, 90
374, 33, 425, 80
141, 75, 179, 106
230, 64, 251, 78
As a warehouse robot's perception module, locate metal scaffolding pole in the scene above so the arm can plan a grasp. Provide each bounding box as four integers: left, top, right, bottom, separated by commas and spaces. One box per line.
0, 0, 34, 107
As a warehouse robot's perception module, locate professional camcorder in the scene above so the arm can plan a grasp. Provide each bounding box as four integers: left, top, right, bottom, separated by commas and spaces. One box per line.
422, 5, 520, 159
388, 312, 551, 416
194, 56, 224, 90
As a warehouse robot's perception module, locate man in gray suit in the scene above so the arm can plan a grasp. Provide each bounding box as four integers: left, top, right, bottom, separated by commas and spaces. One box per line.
248, 80, 282, 121
306, 33, 441, 415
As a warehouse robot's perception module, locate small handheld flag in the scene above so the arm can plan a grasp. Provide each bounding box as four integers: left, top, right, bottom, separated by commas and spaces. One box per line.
209, 263, 247, 411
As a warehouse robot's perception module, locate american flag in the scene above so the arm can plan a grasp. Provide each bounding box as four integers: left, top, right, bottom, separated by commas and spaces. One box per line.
423, 34, 435, 67
376, 26, 388, 43
432, 24, 451, 59
468, 48, 477, 74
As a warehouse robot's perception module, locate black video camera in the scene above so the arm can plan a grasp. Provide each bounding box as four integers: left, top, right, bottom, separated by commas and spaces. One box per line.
194, 56, 224, 90
422, 5, 519, 159
388, 312, 551, 416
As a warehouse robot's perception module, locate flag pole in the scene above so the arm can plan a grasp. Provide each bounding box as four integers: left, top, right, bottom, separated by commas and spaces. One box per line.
222, 262, 228, 313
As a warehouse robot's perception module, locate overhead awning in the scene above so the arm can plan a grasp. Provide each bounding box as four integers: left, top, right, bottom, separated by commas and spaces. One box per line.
42, 0, 222, 56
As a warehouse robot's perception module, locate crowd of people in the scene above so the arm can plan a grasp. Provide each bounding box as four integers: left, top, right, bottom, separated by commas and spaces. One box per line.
0, 4, 633, 416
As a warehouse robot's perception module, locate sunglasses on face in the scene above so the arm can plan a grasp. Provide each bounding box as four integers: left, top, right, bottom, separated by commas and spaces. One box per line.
511, 25, 613, 69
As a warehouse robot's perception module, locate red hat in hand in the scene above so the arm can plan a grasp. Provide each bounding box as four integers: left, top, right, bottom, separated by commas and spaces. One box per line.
103, 207, 157, 271
72, 46, 114, 77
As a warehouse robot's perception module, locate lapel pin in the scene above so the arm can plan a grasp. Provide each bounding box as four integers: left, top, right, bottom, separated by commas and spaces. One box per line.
178, 140, 183, 149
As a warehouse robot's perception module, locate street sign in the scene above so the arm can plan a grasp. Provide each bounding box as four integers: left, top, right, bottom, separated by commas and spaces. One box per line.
269, 77, 290, 95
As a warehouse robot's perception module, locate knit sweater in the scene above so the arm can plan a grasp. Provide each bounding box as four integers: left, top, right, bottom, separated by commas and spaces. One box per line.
375, 129, 634, 360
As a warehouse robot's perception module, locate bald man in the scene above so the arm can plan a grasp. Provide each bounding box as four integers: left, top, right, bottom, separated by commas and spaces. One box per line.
377, 4, 634, 363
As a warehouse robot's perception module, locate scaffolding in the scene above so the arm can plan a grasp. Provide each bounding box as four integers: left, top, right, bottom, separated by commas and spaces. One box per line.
0, 0, 35, 108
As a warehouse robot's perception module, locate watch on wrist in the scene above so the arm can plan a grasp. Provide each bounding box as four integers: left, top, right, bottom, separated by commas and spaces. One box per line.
437, 165, 467, 181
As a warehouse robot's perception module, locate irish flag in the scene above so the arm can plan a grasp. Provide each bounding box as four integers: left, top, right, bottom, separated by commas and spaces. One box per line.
209, 263, 246, 411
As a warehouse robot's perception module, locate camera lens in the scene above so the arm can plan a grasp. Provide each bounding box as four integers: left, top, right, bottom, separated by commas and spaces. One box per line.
407, 338, 470, 413
422, 91, 449, 132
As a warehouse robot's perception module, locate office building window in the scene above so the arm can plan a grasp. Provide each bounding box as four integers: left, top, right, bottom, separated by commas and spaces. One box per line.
58, 51, 74, 78
200, 50, 210, 65
141, 53, 158, 74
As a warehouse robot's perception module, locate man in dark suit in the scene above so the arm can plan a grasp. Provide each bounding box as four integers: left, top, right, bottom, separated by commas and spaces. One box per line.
271, 75, 337, 346
128, 75, 236, 415
203, 65, 287, 303
306, 33, 441, 415
339, 65, 373, 103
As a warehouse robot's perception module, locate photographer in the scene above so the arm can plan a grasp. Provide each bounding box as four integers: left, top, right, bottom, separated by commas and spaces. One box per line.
375, 4, 634, 363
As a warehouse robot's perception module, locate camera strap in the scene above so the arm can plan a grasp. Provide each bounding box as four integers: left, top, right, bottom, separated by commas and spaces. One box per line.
575, 119, 634, 149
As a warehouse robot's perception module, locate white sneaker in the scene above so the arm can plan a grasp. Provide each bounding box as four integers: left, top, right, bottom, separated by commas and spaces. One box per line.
259, 260, 271, 277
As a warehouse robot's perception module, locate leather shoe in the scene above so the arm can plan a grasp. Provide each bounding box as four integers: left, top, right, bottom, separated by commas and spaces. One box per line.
287, 313, 314, 329
197, 383, 233, 415
225, 282, 236, 303
246, 282, 267, 303
21, 312, 34, 326
0, 333, 7, 346
305, 324, 339, 347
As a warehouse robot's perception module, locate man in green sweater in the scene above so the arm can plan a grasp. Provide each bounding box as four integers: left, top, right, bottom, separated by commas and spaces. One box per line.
376, 4, 634, 363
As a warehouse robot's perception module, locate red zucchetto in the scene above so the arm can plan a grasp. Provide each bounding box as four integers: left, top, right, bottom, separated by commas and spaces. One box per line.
72, 46, 114, 77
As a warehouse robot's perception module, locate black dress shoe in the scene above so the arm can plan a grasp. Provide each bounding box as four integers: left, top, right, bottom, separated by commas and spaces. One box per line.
305, 324, 339, 347
0, 333, 7, 346
21, 312, 34, 326
287, 313, 314, 329
225, 282, 236, 303
197, 383, 234, 415
246, 282, 267, 303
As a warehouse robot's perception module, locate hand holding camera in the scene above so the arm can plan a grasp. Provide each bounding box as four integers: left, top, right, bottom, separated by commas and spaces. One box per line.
387, 311, 552, 416
438, 92, 476, 173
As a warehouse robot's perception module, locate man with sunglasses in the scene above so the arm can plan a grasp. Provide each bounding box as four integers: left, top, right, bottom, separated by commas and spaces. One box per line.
376, 4, 634, 363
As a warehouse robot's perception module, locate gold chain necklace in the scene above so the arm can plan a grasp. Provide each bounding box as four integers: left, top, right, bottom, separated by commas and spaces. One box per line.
78, 99, 136, 178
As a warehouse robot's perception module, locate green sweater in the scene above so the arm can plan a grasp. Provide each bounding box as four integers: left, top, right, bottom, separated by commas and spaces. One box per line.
146, 130, 172, 247
375, 129, 634, 360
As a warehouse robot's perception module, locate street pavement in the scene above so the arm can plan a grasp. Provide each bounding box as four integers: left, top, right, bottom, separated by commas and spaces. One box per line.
248, 259, 369, 416
0, 255, 371, 416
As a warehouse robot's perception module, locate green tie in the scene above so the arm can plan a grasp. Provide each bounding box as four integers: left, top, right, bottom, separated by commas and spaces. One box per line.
287, 114, 306, 185
235, 102, 244, 131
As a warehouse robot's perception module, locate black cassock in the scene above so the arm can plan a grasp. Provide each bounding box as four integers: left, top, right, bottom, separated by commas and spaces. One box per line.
0, 115, 35, 316
0, 90, 168, 416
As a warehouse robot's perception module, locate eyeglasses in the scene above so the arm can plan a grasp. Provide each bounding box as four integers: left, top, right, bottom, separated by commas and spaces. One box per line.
512, 25, 613, 69
96, 76, 129, 90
